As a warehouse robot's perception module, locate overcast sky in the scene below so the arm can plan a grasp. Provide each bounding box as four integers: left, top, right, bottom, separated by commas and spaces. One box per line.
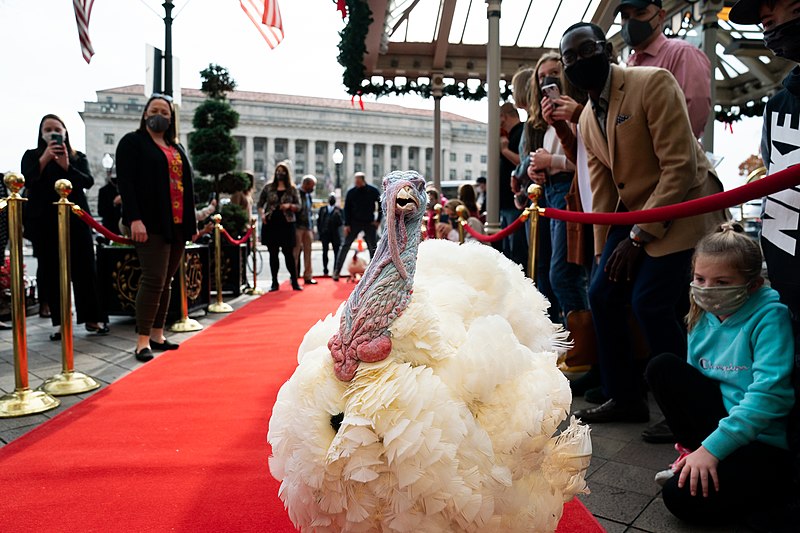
0, 0, 761, 190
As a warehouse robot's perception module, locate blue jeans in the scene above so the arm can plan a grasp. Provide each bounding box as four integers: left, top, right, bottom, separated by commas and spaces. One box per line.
545, 178, 588, 320
500, 208, 528, 272
589, 224, 692, 402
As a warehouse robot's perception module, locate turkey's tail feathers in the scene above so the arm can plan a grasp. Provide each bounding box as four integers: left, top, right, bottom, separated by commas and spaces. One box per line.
542, 416, 592, 501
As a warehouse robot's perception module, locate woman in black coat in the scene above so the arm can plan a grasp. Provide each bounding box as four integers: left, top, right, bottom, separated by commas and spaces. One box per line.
21, 114, 109, 339
116, 95, 196, 362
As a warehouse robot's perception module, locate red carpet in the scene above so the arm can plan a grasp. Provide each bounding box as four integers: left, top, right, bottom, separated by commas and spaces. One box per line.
0, 279, 602, 532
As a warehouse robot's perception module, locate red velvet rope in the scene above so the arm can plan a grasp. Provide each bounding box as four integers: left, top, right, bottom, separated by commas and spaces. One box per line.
72, 207, 135, 245
220, 226, 254, 246
461, 215, 526, 243
541, 164, 800, 225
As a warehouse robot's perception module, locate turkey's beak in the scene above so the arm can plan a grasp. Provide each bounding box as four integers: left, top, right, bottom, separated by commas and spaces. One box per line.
395, 186, 419, 213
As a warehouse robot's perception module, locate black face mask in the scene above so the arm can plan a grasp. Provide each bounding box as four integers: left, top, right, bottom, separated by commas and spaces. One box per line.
275, 172, 288, 182
621, 13, 658, 48
764, 17, 800, 62
564, 54, 610, 93
145, 115, 170, 133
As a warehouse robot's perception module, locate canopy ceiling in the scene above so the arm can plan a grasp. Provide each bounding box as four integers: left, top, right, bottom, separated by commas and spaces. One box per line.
356, 0, 793, 109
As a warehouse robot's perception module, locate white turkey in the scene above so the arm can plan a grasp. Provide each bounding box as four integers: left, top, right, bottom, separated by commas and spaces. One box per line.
268, 170, 592, 533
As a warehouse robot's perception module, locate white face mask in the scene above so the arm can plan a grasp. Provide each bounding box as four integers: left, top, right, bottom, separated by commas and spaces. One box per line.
690, 283, 750, 317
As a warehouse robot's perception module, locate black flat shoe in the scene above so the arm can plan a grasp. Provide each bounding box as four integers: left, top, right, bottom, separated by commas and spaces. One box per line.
86, 324, 110, 335
269, 282, 279, 292
50, 332, 61, 341
135, 347, 154, 362
584, 386, 608, 405
304, 279, 318, 285
573, 399, 650, 424
150, 338, 179, 351
641, 418, 675, 444
292, 283, 303, 291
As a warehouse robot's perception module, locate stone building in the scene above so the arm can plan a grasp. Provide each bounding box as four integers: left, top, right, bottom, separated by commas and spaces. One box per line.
81, 85, 488, 206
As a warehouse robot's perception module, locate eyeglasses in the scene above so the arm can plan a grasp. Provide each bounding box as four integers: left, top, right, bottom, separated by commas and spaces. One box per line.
560, 40, 607, 66
150, 93, 174, 102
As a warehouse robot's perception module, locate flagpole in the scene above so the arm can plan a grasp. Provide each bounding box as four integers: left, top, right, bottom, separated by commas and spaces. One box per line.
163, 0, 174, 96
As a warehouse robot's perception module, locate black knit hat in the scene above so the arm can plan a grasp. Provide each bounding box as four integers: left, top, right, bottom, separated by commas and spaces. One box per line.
728, 0, 763, 25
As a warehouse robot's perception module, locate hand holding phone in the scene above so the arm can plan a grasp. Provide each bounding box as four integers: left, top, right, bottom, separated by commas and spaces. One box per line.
542, 83, 561, 103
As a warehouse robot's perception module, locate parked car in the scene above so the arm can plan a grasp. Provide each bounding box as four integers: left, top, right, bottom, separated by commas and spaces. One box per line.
729, 199, 762, 240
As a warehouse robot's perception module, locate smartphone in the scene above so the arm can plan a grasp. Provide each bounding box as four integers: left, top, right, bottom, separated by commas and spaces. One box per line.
51, 133, 64, 145
542, 83, 561, 102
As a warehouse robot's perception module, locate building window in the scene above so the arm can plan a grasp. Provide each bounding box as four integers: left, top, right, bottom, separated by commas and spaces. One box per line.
449, 169, 457, 179
104, 133, 115, 145
373, 163, 381, 177
465, 154, 472, 163
354, 163, 363, 172
391, 146, 400, 159
274, 138, 287, 160
254, 137, 266, 175
354, 144, 363, 157
315, 161, 325, 174
315, 142, 326, 156
295, 141, 305, 155
480, 170, 487, 179
465, 170, 472, 179
373, 145, 382, 158
480, 154, 487, 164
450, 152, 457, 162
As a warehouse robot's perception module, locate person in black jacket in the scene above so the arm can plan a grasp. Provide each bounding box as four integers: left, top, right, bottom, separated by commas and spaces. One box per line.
21, 114, 109, 340
116, 95, 196, 362
97, 176, 122, 235
331, 172, 381, 281
317, 193, 343, 276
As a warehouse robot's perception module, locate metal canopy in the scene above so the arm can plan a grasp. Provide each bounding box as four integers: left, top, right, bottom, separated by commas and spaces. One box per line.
359, 0, 792, 107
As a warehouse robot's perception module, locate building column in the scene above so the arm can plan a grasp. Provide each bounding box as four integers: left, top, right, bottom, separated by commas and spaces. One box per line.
267, 137, 275, 167
399, 145, 408, 171
384, 145, 392, 173
287, 138, 296, 168
365, 142, 374, 182
245, 136, 254, 172
346, 142, 355, 184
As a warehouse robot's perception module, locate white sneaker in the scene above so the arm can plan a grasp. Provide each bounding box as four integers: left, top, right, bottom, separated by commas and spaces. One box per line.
654, 468, 675, 486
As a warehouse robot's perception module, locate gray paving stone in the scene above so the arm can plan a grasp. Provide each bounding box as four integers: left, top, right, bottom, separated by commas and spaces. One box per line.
578, 480, 654, 524
596, 517, 627, 533
591, 434, 629, 460
612, 440, 676, 471
589, 461, 662, 497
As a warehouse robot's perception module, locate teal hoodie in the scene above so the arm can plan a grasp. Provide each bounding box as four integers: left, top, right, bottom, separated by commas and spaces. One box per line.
689, 286, 795, 460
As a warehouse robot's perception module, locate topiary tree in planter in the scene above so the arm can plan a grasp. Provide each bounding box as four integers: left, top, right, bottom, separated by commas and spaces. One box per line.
189, 64, 239, 210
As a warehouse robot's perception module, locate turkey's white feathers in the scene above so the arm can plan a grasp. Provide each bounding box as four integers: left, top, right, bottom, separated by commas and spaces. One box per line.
268, 239, 591, 532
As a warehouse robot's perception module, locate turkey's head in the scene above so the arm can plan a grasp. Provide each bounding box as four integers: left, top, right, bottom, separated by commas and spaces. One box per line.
328, 171, 427, 381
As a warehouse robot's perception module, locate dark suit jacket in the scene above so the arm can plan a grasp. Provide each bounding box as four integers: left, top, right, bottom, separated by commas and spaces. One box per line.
115, 130, 197, 243
317, 204, 343, 238
579, 64, 726, 257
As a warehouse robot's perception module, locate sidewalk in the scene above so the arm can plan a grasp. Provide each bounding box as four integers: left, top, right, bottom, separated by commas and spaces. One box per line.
0, 243, 757, 532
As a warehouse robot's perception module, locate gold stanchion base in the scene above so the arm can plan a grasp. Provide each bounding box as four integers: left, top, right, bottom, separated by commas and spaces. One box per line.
39, 371, 101, 396
208, 302, 234, 313
169, 317, 204, 332
245, 287, 264, 295
0, 388, 60, 418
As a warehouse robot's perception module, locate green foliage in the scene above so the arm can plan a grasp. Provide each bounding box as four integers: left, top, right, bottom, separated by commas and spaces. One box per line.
192, 99, 240, 130
200, 64, 237, 100
221, 203, 249, 237
220, 171, 252, 194
189, 127, 238, 178
193, 177, 214, 203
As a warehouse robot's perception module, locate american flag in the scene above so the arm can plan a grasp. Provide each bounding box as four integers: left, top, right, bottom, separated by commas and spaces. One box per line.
240, 0, 284, 50
73, 0, 95, 64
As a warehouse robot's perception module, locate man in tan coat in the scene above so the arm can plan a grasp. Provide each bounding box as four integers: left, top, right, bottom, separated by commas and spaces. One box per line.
561, 22, 726, 423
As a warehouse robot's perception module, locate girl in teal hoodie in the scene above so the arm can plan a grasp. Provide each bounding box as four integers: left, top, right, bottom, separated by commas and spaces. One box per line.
646, 223, 795, 524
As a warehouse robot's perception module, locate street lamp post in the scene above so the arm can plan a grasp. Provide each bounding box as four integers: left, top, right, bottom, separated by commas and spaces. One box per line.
332, 148, 343, 191
101, 153, 114, 179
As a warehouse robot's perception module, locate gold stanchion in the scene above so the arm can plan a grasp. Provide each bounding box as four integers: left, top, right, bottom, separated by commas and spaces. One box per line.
208, 214, 233, 313
40, 180, 100, 396
245, 218, 263, 295
0, 172, 60, 416
525, 184, 544, 281
169, 249, 203, 332
455, 205, 468, 244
